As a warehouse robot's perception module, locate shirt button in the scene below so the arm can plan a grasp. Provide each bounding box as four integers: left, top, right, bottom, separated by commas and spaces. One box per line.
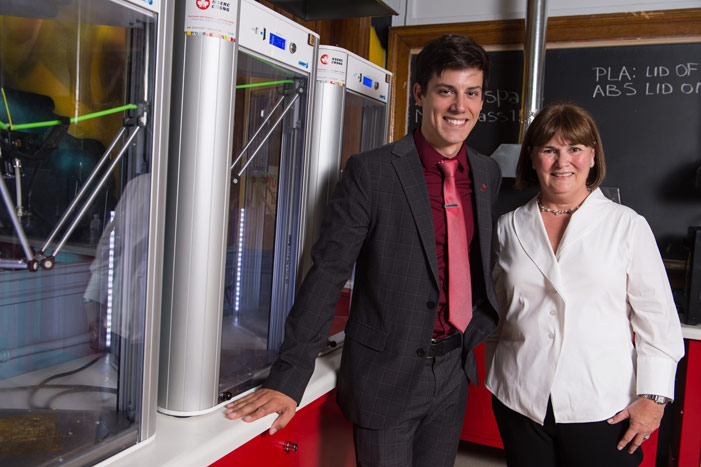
548, 333, 555, 339
426, 301, 436, 310
417, 348, 426, 357
550, 310, 556, 316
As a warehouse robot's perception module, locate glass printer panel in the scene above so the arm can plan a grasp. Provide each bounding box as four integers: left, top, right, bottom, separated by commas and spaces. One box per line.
337, 90, 388, 304
219, 50, 309, 398
340, 92, 388, 170
0, 1, 157, 464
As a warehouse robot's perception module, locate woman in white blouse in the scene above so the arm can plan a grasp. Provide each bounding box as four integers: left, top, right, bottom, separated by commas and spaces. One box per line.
485, 103, 684, 467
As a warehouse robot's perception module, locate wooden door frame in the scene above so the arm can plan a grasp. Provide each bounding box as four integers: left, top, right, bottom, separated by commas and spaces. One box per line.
386, 8, 701, 141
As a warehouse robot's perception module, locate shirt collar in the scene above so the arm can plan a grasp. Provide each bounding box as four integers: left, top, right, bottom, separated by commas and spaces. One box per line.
413, 127, 468, 173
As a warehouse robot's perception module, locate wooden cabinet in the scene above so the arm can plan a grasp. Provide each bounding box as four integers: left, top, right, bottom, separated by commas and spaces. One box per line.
211, 389, 355, 467
670, 339, 701, 467
460, 343, 503, 449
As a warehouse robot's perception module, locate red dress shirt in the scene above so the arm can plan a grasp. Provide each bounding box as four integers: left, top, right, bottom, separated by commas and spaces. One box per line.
413, 128, 475, 338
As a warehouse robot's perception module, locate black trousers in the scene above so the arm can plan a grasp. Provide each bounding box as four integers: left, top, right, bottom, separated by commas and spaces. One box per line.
492, 395, 643, 467
352, 346, 468, 467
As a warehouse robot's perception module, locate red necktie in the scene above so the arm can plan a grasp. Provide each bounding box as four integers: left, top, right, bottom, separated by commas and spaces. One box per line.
438, 159, 472, 332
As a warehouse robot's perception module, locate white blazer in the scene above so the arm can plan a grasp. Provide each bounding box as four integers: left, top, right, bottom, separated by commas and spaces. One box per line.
485, 188, 685, 424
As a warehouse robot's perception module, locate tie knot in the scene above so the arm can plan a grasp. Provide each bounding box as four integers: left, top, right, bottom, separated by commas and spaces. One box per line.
438, 159, 459, 177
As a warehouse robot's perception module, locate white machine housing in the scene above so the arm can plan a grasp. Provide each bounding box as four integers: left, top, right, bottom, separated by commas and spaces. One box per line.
159, 0, 319, 416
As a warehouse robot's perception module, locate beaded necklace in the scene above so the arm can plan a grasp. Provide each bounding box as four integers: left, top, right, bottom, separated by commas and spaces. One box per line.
537, 196, 583, 215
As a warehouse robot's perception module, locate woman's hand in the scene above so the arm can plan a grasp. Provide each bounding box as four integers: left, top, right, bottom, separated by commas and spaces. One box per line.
607, 397, 666, 453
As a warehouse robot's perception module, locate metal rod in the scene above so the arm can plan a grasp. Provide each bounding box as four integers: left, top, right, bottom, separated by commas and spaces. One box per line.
41, 126, 127, 253
519, 0, 548, 141
52, 126, 141, 257
143, 23, 151, 106
0, 259, 30, 270
231, 92, 288, 170
237, 90, 301, 177
0, 170, 34, 261
13, 158, 22, 215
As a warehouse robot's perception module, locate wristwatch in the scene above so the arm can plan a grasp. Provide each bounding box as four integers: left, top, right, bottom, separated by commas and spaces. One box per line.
639, 394, 672, 405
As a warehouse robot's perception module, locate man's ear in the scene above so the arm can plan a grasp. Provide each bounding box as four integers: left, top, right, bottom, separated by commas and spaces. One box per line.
412, 82, 424, 107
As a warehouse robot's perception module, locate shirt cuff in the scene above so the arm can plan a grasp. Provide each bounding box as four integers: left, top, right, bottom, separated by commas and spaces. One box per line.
636, 356, 678, 399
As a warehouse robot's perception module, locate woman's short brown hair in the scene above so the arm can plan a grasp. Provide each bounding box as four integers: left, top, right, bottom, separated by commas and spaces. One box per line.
515, 102, 606, 190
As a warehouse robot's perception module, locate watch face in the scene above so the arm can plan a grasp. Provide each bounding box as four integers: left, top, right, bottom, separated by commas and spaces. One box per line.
642, 394, 669, 404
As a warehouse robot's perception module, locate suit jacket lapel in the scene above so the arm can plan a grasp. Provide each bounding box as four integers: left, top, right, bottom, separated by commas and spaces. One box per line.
466, 148, 493, 278
391, 134, 439, 287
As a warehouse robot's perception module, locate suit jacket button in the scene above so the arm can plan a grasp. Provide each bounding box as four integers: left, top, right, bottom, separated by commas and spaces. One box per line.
416, 348, 426, 357
426, 301, 436, 309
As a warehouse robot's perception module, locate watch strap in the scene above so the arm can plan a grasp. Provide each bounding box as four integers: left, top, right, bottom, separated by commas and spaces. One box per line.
639, 394, 671, 405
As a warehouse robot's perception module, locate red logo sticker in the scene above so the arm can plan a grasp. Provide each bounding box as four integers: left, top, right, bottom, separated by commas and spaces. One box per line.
320, 54, 329, 65
196, 0, 210, 9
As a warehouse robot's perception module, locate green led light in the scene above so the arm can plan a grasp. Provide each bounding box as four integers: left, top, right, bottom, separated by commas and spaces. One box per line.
236, 79, 294, 89
1, 104, 139, 131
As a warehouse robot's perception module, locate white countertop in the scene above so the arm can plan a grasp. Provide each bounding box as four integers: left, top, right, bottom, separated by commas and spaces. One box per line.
96, 321, 701, 466
99, 349, 342, 467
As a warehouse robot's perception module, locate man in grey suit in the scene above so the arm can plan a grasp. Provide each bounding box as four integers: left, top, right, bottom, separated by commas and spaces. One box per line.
226, 34, 501, 466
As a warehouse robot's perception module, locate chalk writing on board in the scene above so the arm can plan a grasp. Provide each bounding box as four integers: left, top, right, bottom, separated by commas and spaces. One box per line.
479, 89, 522, 123
591, 62, 700, 98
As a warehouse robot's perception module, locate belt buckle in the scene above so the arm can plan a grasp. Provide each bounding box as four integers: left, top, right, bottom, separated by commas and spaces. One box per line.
429, 339, 444, 358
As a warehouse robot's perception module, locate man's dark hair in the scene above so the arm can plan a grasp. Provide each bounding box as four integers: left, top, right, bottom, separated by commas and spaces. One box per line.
414, 34, 489, 95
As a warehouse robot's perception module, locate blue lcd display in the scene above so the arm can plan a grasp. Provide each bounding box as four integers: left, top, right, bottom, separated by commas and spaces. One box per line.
362, 76, 373, 88
269, 33, 286, 50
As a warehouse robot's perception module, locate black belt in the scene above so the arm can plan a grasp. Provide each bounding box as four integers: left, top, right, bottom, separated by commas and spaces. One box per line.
426, 333, 462, 358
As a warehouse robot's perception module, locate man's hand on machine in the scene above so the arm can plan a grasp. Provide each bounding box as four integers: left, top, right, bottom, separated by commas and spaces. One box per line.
224, 388, 297, 435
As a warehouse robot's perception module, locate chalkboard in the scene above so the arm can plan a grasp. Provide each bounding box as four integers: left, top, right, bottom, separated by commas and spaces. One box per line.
409, 42, 701, 259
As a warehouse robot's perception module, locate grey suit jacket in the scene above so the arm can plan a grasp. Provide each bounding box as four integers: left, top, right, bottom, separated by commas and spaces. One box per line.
264, 133, 501, 428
